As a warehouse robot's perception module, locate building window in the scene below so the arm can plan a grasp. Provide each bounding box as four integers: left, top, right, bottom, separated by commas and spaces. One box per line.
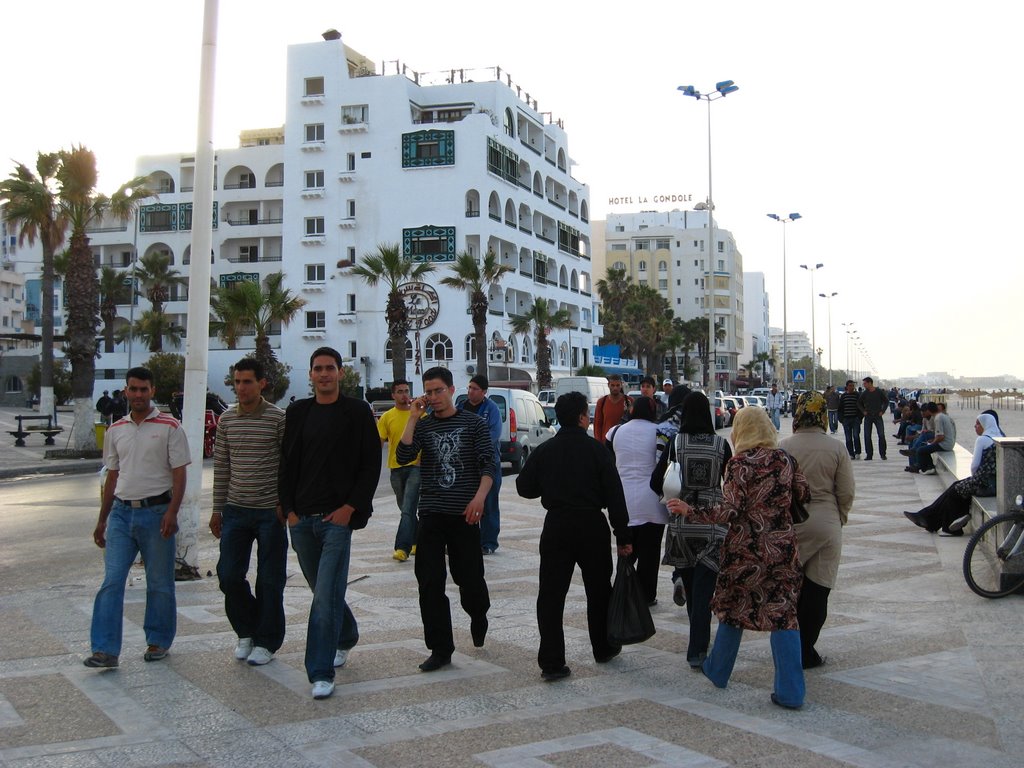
347, 246, 356, 262
659, 279, 668, 289
424, 333, 453, 362
304, 76, 325, 97
403, 225, 456, 263
656, 238, 670, 250
718, 259, 725, 271
486, 137, 519, 184
239, 245, 259, 263
5, 376, 23, 393
637, 260, 647, 272
635, 239, 649, 251
612, 261, 626, 271
349, 340, 357, 358
658, 261, 668, 273
304, 123, 325, 142
385, 338, 413, 361
305, 264, 325, 282
341, 104, 369, 124
718, 240, 725, 253
346, 153, 356, 171
465, 334, 477, 361
304, 170, 325, 188
305, 217, 325, 236
402, 130, 455, 168
557, 222, 580, 256
346, 199, 356, 218
503, 108, 515, 138
346, 294, 356, 312
614, 225, 625, 232
140, 205, 175, 232
305, 310, 326, 330
610, 243, 626, 251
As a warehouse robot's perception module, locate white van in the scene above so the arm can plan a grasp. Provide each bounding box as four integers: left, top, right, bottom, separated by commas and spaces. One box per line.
455, 388, 555, 473
554, 376, 610, 404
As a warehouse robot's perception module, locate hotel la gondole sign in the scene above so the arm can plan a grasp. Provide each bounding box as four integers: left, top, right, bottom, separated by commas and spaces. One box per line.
607, 193, 694, 206
399, 282, 439, 330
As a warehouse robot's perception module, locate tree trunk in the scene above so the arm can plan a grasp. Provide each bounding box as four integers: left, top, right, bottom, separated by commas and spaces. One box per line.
390, 329, 407, 383
38, 244, 56, 420
536, 330, 551, 389
474, 317, 487, 377
65, 230, 100, 451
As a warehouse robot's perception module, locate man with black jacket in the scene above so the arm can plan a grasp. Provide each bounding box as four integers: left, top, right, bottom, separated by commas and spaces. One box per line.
279, 347, 381, 700
516, 391, 633, 682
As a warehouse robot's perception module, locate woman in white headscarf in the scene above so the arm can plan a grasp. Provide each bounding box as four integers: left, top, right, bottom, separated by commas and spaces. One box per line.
904, 412, 1002, 535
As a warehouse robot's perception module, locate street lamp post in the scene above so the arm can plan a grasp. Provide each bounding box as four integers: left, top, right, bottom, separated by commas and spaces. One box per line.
799, 262, 824, 389
819, 291, 837, 385
679, 80, 738, 391
767, 212, 801, 389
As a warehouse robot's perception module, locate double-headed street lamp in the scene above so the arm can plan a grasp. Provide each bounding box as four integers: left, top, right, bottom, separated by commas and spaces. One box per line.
679, 80, 738, 390
799, 262, 824, 389
767, 212, 801, 388
818, 291, 838, 385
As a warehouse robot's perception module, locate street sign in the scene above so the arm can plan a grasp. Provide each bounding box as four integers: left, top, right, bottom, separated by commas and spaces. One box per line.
792, 369, 806, 383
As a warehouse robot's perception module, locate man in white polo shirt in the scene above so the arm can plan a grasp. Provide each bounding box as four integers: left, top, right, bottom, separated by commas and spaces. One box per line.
84, 366, 190, 668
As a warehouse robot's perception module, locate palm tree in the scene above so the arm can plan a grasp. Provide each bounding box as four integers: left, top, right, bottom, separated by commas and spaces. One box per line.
676, 317, 705, 384
755, 351, 771, 384
56, 145, 154, 450
0, 153, 65, 418
133, 309, 184, 352
664, 330, 683, 383
510, 297, 573, 390
134, 250, 187, 351
348, 243, 435, 382
211, 271, 305, 364
98, 266, 132, 353
439, 249, 513, 377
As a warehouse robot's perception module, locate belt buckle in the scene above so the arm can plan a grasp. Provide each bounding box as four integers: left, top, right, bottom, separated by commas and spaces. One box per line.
131, 499, 143, 509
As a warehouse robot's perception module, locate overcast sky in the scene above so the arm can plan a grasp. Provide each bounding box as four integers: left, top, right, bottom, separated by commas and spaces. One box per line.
4, 0, 1021, 379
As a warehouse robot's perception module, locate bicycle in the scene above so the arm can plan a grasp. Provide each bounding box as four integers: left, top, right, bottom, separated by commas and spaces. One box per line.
962, 494, 1024, 598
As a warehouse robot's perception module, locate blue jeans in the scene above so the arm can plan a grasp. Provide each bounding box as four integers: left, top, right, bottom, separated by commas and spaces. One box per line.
842, 417, 862, 457
289, 516, 359, 683
827, 409, 839, 433
702, 622, 805, 707
90, 501, 176, 656
217, 504, 287, 652
389, 466, 420, 553
480, 455, 501, 551
906, 431, 933, 469
769, 409, 781, 430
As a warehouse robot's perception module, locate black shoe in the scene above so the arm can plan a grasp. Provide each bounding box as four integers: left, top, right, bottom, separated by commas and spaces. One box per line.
471, 616, 488, 648
899, 449, 911, 456
903, 510, 928, 529
803, 654, 827, 670
880, 455, 887, 460
947, 514, 971, 533
771, 693, 803, 710
595, 646, 621, 664
481, 547, 495, 555
864, 456, 872, 461
541, 665, 571, 681
418, 653, 452, 672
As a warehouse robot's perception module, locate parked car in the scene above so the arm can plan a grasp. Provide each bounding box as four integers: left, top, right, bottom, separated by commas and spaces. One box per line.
455, 388, 555, 473
720, 396, 741, 425
742, 395, 765, 409
712, 399, 727, 429
555, 376, 610, 404
370, 400, 394, 419
542, 405, 559, 430
537, 390, 556, 405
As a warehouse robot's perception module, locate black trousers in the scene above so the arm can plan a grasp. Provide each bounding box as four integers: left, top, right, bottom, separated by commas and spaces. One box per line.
537, 511, 619, 672
679, 562, 718, 665
627, 522, 666, 605
414, 514, 490, 657
797, 574, 831, 668
919, 485, 972, 532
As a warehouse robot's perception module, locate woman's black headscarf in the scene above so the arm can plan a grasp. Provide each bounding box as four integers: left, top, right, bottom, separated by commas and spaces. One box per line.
630, 395, 658, 422
679, 391, 714, 434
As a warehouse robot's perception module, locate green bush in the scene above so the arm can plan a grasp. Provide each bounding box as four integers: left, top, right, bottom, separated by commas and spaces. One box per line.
26, 359, 73, 405
142, 352, 185, 403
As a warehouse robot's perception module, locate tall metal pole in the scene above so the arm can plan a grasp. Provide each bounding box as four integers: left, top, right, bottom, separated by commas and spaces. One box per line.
176, 0, 219, 578
782, 222, 787, 388
127, 208, 138, 368
705, 98, 715, 392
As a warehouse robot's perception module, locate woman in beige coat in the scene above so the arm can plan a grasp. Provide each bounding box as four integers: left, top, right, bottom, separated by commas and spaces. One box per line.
780, 390, 855, 669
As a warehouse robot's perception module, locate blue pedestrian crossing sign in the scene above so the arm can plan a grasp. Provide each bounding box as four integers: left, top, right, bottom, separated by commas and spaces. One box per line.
792, 369, 806, 383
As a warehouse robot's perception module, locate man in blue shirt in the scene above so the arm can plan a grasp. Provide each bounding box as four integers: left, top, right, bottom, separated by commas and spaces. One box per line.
458, 375, 503, 554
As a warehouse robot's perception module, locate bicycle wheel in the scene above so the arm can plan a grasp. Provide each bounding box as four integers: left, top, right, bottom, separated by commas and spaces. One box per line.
962, 512, 1024, 598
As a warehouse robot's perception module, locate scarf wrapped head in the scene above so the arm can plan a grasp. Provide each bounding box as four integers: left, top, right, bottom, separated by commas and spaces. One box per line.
794, 390, 828, 431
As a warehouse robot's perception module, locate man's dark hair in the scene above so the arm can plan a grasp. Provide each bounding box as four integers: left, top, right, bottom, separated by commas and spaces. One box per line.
390, 379, 411, 393
641, 376, 657, 388
607, 374, 622, 382
862, 376, 874, 385
555, 390, 588, 427
309, 346, 342, 369
125, 366, 154, 384
845, 379, 855, 387
922, 401, 938, 413
422, 366, 453, 387
234, 357, 265, 380
469, 374, 490, 391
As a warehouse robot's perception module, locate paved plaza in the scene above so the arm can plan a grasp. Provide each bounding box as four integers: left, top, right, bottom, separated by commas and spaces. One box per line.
1, 401, 1023, 767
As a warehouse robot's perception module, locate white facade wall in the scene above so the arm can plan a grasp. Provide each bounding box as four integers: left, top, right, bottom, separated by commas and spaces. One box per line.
742, 271, 769, 369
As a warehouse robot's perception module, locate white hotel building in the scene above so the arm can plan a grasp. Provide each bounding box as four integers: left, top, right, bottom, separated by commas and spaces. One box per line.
78, 32, 597, 398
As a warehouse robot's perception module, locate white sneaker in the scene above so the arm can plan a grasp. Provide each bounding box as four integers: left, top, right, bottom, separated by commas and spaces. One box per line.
246, 646, 274, 666
234, 638, 254, 660
333, 649, 349, 668
312, 680, 335, 700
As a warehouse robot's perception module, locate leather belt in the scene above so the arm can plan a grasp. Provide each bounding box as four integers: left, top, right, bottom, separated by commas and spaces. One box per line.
115, 491, 172, 508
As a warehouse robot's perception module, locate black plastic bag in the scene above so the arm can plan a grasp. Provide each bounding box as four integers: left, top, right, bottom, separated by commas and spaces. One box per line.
607, 556, 656, 645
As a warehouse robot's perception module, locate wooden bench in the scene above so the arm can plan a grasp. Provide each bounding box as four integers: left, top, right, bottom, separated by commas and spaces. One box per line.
8, 415, 64, 447
934, 445, 999, 529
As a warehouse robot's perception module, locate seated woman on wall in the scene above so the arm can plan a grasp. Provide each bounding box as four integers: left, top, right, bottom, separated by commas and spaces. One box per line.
903, 413, 1002, 536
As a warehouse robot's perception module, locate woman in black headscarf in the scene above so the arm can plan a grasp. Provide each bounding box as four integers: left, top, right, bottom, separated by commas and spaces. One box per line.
652, 391, 731, 669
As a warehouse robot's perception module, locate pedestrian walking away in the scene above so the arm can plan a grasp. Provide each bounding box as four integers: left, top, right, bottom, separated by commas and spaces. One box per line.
457, 374, 502, 554
839, 380, 863, 459
399, 367, 496, 673
85, 366, 190, 670
209, 357, 287, 667
279, 347, 381, 700
377, 379, 422, 562
517, 391, 633, 682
